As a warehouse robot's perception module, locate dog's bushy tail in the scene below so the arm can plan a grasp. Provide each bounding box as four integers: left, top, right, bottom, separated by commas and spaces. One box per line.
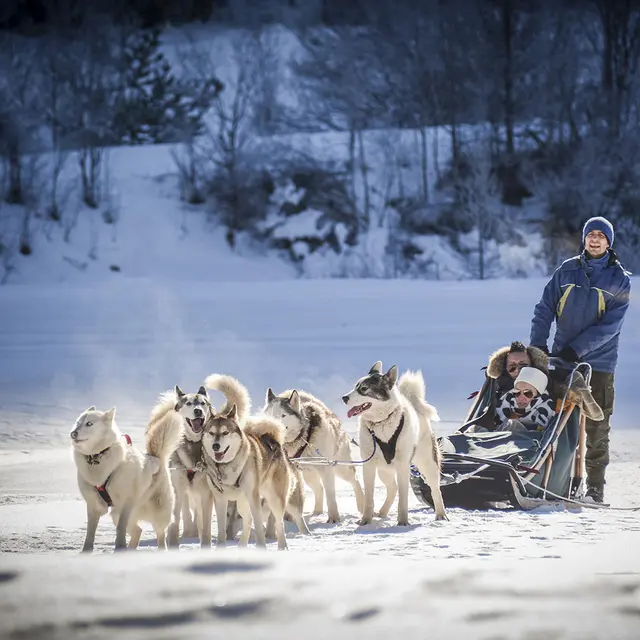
145, 394, 183, 464
146, 390, 178, 435
204, 374, 251, 425
243, 416, 285, 445
398, 370, 440, 423
399, 370, 442, 470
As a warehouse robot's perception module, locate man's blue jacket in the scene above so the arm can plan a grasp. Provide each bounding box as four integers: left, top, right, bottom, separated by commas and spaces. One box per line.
530, 250, 631, 373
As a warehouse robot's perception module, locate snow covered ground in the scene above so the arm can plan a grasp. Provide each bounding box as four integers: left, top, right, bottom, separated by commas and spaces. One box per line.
1, 274, 639, 637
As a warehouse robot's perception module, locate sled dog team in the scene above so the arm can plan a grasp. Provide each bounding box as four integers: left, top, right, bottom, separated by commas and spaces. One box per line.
70, 362, 447, 552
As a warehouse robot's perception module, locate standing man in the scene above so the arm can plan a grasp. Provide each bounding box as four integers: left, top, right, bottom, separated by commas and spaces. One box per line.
530, 216, 631, 503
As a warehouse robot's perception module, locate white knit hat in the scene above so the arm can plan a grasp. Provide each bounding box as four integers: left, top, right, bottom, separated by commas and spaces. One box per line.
514, 367, 548, 395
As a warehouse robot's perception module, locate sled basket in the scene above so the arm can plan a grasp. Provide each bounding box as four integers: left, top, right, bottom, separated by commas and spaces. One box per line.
411, 368, 583, 510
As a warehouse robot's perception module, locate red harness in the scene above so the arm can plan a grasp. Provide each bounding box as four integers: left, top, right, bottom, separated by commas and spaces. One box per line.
94, 434, 132, 507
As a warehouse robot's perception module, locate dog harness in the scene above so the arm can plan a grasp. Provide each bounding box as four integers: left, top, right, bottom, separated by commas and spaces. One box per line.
90, 434, 132, 507
370, 415, 405, 465
290, 421, 318, 459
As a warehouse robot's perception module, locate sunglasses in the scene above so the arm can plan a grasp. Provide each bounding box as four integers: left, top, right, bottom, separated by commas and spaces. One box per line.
507, 362, 529, 373
513, 389, 536, 399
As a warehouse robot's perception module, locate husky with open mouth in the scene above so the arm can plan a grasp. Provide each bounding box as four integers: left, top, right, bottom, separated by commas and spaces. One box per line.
147, 385, 214, 547
199, 376, 309, 550
342, 361, 447, 526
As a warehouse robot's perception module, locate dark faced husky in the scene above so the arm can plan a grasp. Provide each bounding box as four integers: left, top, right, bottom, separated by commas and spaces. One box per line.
264, 388, 364, 522
342, 361, 447, 526
148, 385, 214, 547
200, 403, 308, 551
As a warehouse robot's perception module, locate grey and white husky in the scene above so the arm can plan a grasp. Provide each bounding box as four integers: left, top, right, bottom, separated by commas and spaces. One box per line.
342, 361, 447, 526
264, 388, 364, 522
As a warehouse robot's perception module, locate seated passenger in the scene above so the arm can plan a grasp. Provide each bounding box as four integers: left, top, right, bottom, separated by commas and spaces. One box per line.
487, 341, 548, 393
495, 367, 555, 433
484, 341, 603, 421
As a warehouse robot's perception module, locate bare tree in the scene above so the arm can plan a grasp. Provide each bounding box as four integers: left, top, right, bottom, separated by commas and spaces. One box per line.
477, 1, 545, 155
291, 26, 392, 230
450, 143, 510, 279
0, 34, 41, 205
64, 14, 120, 209
36, 31, 77, 221
174, 30, 267, 239
591, 0, 640, 137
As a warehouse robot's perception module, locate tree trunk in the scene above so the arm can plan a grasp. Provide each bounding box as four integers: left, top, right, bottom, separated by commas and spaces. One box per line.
79, 147, 102, 209
450, 122, 459, 165
357, 129, 370, 230
502, 0, 515, 156
478, 225, 485, 280
432, 125, 440, 183
348, 127, 357, 204
419, 127, 429, 203
7, 142, 23, 205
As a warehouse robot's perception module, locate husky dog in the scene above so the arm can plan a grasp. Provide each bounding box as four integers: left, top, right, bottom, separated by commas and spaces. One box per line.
199, 375, 309, 550
70, 405, 182, 552
148, 385, 214, 547
342, 361, 447, 526
264, 388, 364, 522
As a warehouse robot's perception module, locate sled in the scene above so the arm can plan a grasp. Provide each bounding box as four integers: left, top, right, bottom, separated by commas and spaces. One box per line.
411, 364, 590, 510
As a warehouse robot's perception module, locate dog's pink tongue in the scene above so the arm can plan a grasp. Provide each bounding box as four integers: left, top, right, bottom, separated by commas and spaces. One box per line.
347, 406, 360, 419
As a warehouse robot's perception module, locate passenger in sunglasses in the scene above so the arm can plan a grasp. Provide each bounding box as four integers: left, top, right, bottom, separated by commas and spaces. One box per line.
494, 367, 555, 433
486, 341, 549, 394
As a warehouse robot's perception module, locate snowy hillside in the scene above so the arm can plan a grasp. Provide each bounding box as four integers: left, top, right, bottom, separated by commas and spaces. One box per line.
2, 126, 553, 286
1, 144, 295, 285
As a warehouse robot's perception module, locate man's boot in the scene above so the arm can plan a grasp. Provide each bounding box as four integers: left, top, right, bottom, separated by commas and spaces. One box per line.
585, 484, 604, 504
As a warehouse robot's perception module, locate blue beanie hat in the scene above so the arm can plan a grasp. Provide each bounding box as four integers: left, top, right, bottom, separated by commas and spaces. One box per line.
582, 216, 614, 247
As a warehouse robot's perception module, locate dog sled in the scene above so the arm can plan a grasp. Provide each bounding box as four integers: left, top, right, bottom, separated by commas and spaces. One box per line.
410, 364, 591, 511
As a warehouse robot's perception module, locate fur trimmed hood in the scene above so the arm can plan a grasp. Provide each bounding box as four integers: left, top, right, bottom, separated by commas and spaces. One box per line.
486, 344, 604, 420
486, 345, 549, 379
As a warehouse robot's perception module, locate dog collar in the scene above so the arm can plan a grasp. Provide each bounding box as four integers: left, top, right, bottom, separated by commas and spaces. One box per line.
85, 446, 112, 466
84, 434, 132, 465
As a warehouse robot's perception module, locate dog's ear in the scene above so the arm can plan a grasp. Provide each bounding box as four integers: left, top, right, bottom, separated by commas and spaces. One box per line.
266, 387, 276, 404
103, 406, 116, 422
85, 405, 96, 414
383, 365, 398, 387
175, 385, 185, 398
225, 404, 237, 419
197, 386, 208, 398
289, 390, 302, 414
369, 361, 383, 375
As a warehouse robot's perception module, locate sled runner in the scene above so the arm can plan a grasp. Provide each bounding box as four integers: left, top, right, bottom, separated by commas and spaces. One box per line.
411, 365, 590, 510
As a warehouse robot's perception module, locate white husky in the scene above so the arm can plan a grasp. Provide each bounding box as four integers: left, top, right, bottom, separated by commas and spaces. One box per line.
342, 361, 447, 526
70, 405, 182, 551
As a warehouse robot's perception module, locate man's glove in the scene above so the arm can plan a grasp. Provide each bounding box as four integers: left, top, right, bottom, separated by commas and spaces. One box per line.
532, 344, 549, 355
550, 346, 579, 362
